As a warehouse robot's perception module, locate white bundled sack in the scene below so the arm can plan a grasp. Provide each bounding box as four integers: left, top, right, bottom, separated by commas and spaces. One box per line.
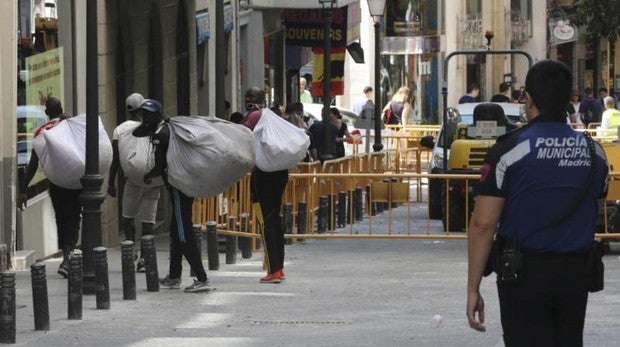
254, 108, 310, 172
117, 122, 163, 187
167, 116, 255, 198
33, 114, 113, 189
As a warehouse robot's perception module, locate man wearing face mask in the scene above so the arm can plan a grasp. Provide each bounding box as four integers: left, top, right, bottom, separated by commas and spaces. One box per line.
108, 93, 165, 273
136, 99, 211, 293
243, 87, 289, 283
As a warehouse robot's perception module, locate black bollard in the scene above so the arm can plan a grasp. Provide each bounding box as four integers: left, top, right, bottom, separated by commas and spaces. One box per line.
206, 221, 219, 270
354, 187, 364, 221
226, 217, 237, 264
68, 251, 82, 320
326, 195, 334, 231
0, 244, 8, 271
318, 195, 328, 233
190, 225, 203, 277
239, 213, 252, 259
120, 241, 136, 300
337, 191, 347, 228
94, 247, 110, 310
30, 263, 50, 331
283, 203, 293, 245
297, 201, 307, 236
142, 235, 159, 292
0, 271, 16, 343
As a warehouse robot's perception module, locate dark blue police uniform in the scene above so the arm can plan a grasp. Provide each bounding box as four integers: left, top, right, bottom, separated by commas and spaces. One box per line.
476, 116, 608, 346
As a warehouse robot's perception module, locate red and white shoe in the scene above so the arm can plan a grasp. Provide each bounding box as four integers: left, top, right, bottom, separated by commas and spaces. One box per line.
277, 269, 285, 280
260, 272, 282, 283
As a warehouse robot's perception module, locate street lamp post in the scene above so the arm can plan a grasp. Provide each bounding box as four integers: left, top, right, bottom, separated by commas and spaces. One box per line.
80, 0, 105, 294
367, 0, 386, 152
319, 0, 336, 161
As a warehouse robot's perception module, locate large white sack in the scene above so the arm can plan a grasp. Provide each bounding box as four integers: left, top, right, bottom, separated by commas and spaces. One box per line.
167, 116, 255, 198
33, 114, 113, 189
254, 108, 310, 172
117, 122, 163, 187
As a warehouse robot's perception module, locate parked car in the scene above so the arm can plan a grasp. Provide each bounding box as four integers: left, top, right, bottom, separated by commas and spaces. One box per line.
17, 105, 48, 138
421, 102, 526, 224
17, 140, 32, 166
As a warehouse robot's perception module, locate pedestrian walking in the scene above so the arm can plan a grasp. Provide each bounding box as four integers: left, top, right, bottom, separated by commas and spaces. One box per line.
466, 60, 609, 346
107, 93, 164, 272
18, 97, 81, 278
243, 87, 289, 283
133, 99, 211, 293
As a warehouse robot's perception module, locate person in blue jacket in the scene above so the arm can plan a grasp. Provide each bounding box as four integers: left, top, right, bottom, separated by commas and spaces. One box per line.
466, 60, 609, 346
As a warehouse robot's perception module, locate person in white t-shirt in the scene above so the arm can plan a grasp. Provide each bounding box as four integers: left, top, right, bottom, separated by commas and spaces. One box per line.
107, 93, 164, 273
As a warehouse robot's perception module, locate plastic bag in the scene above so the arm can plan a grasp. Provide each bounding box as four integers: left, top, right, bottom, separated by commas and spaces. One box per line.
167, 116, 255, 198
117, 122, 163, 187
33, 114, 113, 189
254, 108, 310, 172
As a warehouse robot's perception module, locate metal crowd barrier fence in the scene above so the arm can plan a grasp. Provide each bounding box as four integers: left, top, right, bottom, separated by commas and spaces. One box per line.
192, 168, 620, 242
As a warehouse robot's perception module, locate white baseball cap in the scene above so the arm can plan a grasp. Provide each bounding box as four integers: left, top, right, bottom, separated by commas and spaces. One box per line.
126, 93, 145, 112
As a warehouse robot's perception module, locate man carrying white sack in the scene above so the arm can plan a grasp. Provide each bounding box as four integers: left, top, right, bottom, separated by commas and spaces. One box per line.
138, 99, 212, 293
18, 97, 81, 278
107, 93, 164, 273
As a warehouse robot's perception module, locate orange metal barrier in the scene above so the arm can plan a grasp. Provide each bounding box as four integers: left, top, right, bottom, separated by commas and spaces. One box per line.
191, 149, 620, 241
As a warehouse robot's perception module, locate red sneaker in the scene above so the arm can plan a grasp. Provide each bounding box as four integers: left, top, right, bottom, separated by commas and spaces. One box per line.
277, 269, 285, 280
260, 272, 282, 283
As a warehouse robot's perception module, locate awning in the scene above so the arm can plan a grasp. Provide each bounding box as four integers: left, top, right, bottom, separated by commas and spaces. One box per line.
248, 0, 358, 9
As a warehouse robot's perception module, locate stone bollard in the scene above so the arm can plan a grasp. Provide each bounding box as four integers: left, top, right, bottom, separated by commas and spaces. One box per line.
141, 235, 159, 292
68, 251, 83, 320
318, 195, 328, 233
0, 244, 8, 271
31, 263, 50, 331
0, 271, 16, 343
120, 241, 136, 300
190, 225, 203, 277
206, 221, 219, 270
283, 203, 293, 245
94, 247, 110, 310
239, 213, 252, 259
226, 217, 237, 264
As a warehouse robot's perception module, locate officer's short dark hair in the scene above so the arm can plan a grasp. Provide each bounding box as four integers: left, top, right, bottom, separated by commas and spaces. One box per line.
525, 60, 572, 120
499, 82, 510, 93
467, 83, 479, 93
285, 102, 304, 115
363, 86, 373, 94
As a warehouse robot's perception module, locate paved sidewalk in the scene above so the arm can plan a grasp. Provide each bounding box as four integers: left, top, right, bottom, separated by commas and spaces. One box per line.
8, 230, 620, 346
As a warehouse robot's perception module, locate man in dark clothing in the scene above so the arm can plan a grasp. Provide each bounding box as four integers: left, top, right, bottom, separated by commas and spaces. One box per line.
141, 99, 211, 293
578, 87, 603, 127
466, 60, 609, 346
308, 119, 338, 162
18, 97, 81, 278
242, 86, 289, 283
490, 82, 511, 103
459, 83, 480, 104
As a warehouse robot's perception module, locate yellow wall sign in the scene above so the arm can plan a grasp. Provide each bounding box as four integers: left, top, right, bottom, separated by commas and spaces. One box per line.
25, 47, 64, 107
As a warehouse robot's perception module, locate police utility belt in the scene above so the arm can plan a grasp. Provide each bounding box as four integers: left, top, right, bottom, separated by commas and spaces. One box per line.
483, 132, 604, 293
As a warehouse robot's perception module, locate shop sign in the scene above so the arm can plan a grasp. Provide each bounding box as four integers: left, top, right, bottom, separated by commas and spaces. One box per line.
25, 47, 64, 107
549, 18, 577, 46
196, 12, 210, 44
282, 7, 348, 47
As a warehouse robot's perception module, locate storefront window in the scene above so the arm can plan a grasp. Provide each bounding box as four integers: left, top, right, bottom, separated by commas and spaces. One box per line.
17, 0, 65, 193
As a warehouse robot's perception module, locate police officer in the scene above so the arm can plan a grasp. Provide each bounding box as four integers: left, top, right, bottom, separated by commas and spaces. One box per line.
466, 60, 609, 346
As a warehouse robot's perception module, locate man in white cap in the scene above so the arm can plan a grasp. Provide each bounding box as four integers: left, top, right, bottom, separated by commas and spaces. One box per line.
107, 93, 164, 272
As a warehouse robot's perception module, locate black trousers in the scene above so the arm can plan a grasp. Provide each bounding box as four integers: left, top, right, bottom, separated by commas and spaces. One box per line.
167, 187, 207, 282
48, 183, 82, 251
497, 253, 590, 347
251, 169, 288, 273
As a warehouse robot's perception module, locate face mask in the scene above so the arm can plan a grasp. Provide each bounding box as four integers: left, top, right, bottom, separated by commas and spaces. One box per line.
245, 103, 256, 111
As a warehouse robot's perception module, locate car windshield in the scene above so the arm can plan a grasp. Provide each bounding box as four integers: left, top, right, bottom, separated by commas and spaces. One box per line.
438, 102, 524, 148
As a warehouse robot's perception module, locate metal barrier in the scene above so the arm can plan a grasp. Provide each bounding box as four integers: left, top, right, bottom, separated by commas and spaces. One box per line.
192, 167, 620, 241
